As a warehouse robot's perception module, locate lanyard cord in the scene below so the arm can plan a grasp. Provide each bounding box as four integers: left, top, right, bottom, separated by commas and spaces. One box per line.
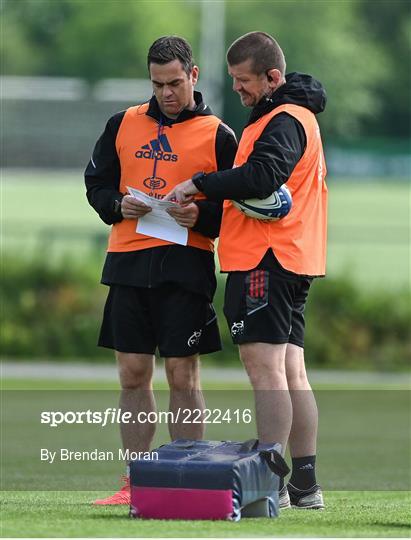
149, 116, 164, 196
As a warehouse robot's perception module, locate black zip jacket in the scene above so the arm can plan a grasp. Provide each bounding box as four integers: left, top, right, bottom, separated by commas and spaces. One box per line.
84, 92, 237, 301
195, 72, 327, 201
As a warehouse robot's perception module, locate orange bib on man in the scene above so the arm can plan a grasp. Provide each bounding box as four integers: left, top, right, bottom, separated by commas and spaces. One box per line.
108, 103, 221, 253
218, 104, 327, 276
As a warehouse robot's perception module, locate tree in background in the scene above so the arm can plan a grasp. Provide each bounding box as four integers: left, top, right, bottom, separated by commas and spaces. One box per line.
357, 0, 411, 138
1, 0, 76, 76
224, 0, 398, 138
0, 0, 199, 81
1, 0, 410, 140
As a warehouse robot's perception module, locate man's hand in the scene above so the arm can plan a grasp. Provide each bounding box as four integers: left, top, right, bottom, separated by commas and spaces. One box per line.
121, 195, 152, 219
167, 203, 199, 228
164, 179, 199, 205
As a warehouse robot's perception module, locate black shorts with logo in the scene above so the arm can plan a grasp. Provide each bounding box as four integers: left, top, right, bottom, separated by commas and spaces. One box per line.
99, 283, 221, 357
223, 251, 312, 348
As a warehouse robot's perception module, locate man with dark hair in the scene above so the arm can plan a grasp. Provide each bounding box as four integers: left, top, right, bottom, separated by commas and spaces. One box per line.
226, 31, 286, 80
85, 35, 237, 505
167, 31, 327, 510
147, 35, 194, 75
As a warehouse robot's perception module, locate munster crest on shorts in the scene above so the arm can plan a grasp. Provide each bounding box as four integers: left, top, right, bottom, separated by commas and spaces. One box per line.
231, 320, 244, 336
187, 329, 202, 347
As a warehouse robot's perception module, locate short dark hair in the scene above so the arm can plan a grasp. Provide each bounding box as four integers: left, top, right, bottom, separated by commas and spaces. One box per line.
227, 31, 286, 76
147, 36, 194, 75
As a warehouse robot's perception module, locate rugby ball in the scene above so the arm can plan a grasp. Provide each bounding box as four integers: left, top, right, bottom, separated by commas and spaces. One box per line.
232, 184, 292, 220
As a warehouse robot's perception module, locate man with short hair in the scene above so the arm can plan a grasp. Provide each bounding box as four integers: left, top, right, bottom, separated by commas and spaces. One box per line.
85, 35, 237, 505
167, 31, 327, 510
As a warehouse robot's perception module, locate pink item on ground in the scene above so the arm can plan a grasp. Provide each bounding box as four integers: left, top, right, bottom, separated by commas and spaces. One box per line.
130, 486, 234, 520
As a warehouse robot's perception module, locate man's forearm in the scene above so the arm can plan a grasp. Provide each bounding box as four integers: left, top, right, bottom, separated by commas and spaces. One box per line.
85, 179, 123, 225
200, 162, 281, 201
199, 113, 305, 201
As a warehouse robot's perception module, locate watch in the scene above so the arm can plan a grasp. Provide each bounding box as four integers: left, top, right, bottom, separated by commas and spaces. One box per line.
192, 171, 207, 192
113, 196, 123, 215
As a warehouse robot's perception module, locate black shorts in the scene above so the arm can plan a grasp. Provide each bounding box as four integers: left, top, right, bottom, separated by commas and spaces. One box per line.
223, 263, 312, 348
99, 284, 221, 357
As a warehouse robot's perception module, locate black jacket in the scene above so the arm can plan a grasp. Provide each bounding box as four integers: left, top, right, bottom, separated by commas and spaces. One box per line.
195, 72, 327, 201
85, 92, 237, 300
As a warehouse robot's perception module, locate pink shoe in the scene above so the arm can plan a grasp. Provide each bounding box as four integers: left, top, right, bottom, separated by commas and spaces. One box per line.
93, 476, 130, 505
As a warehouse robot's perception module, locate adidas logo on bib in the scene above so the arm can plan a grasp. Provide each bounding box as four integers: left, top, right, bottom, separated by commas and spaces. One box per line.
135, 134, 178, 162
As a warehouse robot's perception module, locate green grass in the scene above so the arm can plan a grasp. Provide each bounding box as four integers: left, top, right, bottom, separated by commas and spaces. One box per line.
1, 171, 409, 289
2, 377, 409, 391
1, 171, 106, 261
325, 180, 410, 289
1, 490, 410, 538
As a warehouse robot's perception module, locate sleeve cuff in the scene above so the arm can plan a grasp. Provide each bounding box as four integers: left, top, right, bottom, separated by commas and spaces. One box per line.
192, 172, 206, 192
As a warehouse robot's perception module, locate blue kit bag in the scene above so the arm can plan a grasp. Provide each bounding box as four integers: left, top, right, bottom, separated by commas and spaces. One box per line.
130, 439, 289, 521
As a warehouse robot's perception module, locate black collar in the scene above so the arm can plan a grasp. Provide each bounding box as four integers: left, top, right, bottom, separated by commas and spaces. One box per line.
146, 91, 210, 125
246, 72, 327, 125
246, 86, 286, 126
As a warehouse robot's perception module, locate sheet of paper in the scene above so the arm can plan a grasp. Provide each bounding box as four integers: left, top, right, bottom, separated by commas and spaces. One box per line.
127, 186, 188, 246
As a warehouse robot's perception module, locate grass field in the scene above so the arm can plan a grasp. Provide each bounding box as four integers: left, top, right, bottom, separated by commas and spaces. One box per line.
1, 491, 410, 538
1, 170, 409, 289
1, 377, 410, 537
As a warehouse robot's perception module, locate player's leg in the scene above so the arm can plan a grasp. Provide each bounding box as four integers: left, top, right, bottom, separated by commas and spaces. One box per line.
286, 344, 318, 477
93, 352, 156, 505
165, 354, 205, 440
224, 269, 294, 452
239, 342, 292, 450
284, 278, 324, 509
117, 352, 156, 454
157, 285, 221, 441
94, 285, 157, 505
98, 284, 158, 454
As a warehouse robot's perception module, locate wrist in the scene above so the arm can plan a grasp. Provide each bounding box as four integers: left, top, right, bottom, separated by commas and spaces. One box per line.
113, 195, 124, 216
192, 171, 207, 192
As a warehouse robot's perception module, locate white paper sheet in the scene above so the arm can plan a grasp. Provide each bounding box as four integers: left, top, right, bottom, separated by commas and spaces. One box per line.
127, 186, 188, 246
